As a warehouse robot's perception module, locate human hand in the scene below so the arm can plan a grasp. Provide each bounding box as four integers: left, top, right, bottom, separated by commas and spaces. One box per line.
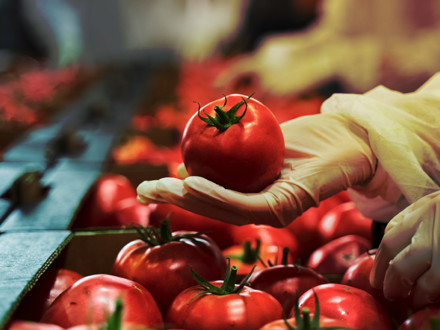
370, 191, 440, 310
137, 113, 376, 227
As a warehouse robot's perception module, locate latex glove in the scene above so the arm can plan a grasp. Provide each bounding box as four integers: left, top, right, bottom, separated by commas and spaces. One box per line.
137, 113, 376, 227
370, 191, 440, 310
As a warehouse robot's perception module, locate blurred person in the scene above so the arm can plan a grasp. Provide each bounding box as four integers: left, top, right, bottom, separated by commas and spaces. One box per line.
216, 0, 440, 95
0, 0, 247, 69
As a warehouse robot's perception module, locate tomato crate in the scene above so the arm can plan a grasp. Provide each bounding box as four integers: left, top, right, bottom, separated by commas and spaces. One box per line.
0, 162, 100, 232
0, 229, 139, 329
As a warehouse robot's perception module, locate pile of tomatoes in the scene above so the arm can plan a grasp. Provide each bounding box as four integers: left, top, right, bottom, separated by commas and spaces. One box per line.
6, 173, 440, 330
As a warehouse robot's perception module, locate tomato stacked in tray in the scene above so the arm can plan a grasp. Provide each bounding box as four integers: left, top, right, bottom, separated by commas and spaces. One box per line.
7, 59, 438, 329
8, 187, 436, 329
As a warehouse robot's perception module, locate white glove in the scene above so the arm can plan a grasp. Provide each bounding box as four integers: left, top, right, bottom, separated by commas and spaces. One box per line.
322, 72, 440, 222
370, 191, 440, 310
137, 113, 376, 227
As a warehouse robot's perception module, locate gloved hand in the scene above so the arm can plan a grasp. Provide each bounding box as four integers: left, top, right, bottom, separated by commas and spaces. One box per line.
370, 191, 440, 310
137, 113, 376, 227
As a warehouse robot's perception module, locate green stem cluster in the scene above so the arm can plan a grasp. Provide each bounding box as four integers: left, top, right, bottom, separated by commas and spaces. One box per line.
134, 217, 204, 246
188, 259, 256, 304
196, 93, 254, 131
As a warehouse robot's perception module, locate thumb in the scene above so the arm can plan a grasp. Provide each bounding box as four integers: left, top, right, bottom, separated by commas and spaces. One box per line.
177, 163, 189, 179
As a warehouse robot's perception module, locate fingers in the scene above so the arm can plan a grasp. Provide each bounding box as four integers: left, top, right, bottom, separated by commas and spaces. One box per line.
370, 192, 440, 309
370, 208, 421, 289
382, 216, 433, 300
137, 177, 258, 226
411, 203, 440, 309
136, 174, 307, 227
177, 163, 188, 179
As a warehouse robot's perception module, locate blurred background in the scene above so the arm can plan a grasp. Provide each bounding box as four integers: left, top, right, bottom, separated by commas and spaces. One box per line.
1, 0, 440, 181
0, 3, 440, 323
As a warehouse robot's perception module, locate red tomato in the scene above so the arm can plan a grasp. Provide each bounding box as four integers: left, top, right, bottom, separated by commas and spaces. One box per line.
149, 203, 237, 249
6, 320, 63, 330
111, 220, 226, 316
307, 235, 371, 275
74, 174, 149, 228
68, 323, 148, 330
248, 263, 328, 313
318, 201, 373, 245
222, 241, 292, 277
259, 314, 349, 330
181, 93, 285, 193
230, 224, 299, 259
286, 191, 351, 260
297, 283, 392, 330
260, 289, 351, 329
40, 274, 163, 329
44, 269, 83, 308
342, 250, 414, 325
111, 198, 151, 227
399, 305, 440, 330
166, 277, 282, 329
13, 268, 83, 321
66, 298, 153, 330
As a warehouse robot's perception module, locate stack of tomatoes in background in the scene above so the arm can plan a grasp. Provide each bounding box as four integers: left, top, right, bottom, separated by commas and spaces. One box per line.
1, 56, 438, 330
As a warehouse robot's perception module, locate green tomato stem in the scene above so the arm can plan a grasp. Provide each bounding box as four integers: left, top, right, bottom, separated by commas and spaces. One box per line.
196, 93, 254, 131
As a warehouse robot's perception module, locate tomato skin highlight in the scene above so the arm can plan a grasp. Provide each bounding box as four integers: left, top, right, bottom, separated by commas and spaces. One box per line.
112, 232, 227, 316
259, 314, 350, 330
40, 274, 163, 329
166, 281, 283, 330
248, 264, 328, 313
306, 234, 371, 274
298, 283, 392, 330
341, 250, 414, 325
181, 94, 285, 193
399, 305, 440, 330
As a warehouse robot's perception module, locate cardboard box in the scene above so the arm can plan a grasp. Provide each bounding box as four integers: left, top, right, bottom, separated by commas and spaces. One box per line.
0, 229, 138, 329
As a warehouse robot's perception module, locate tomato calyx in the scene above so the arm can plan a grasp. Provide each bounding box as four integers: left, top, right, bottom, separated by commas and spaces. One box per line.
226, 240, 261, 264
133, 217, 205, 246
195, 92, 254, 131
288, 292, 352, 330
188, 259, 256, 303
4, 170, 49, 206
106, 298, 123, 330
263, 247, 291, 268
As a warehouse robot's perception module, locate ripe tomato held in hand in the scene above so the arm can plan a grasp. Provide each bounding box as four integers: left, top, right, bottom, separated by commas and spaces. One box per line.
181, 93, 285, 193
298, 283, 392, 330
166, 261, 283, 329
40, 274, 163, 329
111, 218, 227, 316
